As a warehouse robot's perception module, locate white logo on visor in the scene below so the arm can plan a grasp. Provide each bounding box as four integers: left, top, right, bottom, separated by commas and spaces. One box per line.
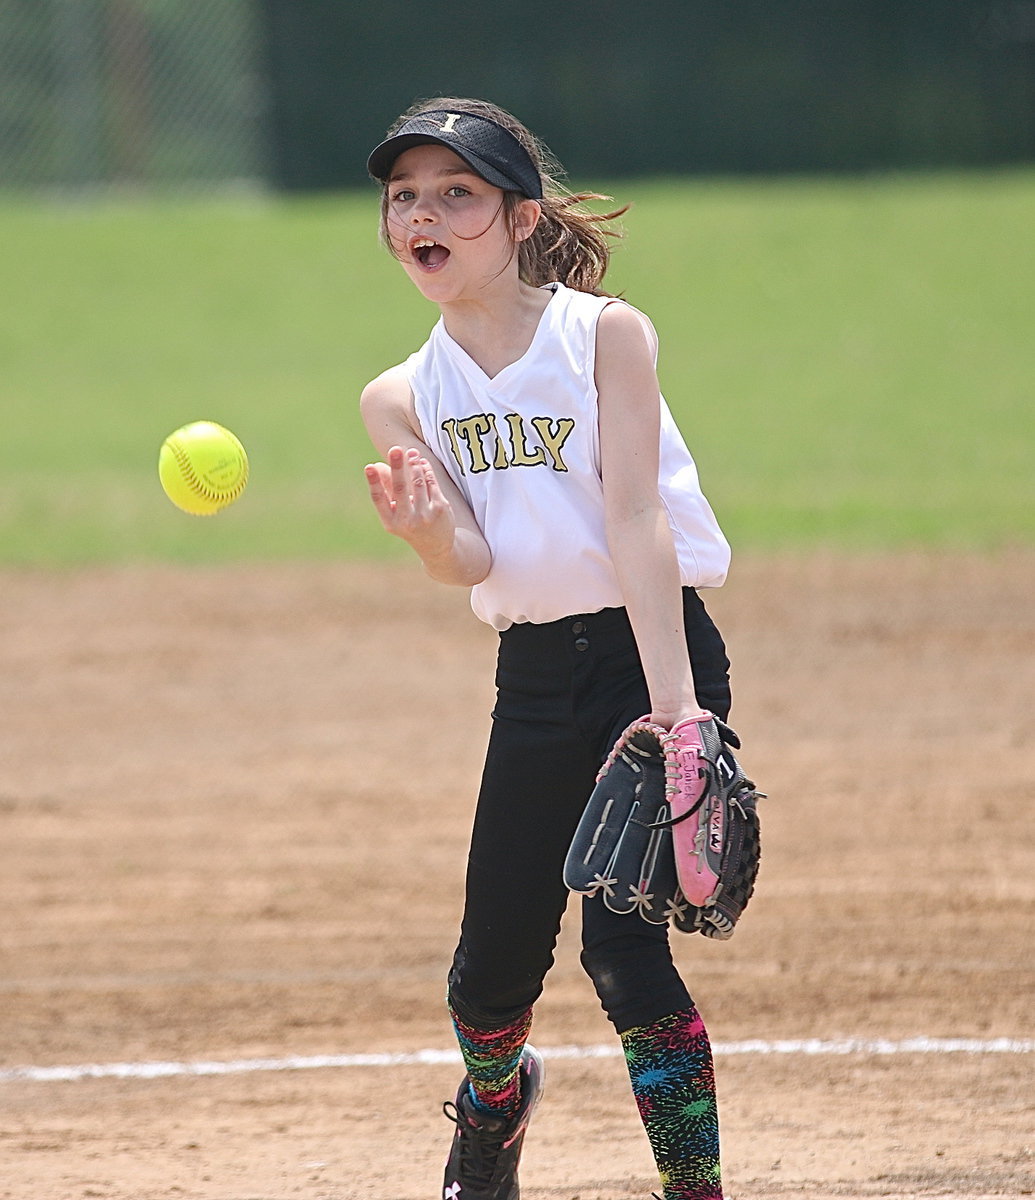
440, 113, 462, 133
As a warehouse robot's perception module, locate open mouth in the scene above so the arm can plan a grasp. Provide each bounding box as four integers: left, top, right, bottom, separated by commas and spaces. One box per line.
410, 237, 450, 269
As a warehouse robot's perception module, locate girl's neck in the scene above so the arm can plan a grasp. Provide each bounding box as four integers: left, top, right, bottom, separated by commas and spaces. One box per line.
439, 281, 553, 379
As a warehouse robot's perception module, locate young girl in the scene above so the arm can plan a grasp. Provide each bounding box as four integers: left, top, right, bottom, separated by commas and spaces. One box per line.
362, 97, 733, 1200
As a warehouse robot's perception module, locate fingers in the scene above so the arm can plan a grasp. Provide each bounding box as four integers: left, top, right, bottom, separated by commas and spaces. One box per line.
364, 461, 396, 525
388, 445, 413, 503
390, 447, 430, 513
409, 453, 431, 506
422, 458, 445, 502
364, 447, 442, 532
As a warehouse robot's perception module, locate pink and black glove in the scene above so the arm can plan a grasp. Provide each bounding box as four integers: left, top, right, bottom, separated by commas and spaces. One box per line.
563, 713, 764, 939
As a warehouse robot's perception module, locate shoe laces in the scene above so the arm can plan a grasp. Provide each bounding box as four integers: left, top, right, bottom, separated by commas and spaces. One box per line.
443, 1099, 511, 1190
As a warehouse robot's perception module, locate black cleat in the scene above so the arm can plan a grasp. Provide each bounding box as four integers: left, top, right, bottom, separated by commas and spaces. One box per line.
441, 1046, 544, 1200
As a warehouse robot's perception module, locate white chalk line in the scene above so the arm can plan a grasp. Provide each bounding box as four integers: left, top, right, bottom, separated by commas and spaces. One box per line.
2, 1037, 1032, 1085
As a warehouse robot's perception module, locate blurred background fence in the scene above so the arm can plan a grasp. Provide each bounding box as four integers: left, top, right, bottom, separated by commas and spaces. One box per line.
0, 0, 266, 190
1, 0, 1034, 193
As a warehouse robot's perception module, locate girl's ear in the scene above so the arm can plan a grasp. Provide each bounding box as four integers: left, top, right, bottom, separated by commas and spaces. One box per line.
512, 199, 542, 243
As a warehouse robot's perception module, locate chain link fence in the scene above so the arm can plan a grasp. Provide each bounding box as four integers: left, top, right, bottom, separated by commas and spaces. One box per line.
0, 0, 267, 192
2, 2, 1033, 194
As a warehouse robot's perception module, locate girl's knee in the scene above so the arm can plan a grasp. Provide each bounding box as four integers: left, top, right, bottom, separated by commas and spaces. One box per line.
580, 931, 692, 1031
447, 947, 543, 1029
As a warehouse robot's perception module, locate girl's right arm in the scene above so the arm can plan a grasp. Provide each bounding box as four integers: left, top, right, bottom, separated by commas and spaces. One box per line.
360, 366, 492, 587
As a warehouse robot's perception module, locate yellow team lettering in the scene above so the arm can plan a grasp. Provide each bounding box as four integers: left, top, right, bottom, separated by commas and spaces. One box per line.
441, 413, 575, 475
454, 415, 494, 473
440, 418, 466, 475
505, 413, 547, 467
484, 414, 512, 470
530, 417, 575, 472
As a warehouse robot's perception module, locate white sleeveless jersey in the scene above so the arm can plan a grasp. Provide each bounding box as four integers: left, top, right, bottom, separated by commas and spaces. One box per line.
407, 282, 731, 630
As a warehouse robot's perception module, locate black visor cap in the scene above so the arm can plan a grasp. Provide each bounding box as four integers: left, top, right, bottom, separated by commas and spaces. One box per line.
367, 110, 543, 200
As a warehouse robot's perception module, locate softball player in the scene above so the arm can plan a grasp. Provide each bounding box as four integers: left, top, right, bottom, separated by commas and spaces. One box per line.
362, 97, 733, 1200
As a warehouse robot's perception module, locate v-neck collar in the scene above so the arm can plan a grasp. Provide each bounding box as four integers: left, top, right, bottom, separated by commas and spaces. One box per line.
436, 283, 561, 389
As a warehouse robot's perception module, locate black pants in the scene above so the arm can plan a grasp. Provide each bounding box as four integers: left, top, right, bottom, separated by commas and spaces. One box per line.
448, 589, 732, 1035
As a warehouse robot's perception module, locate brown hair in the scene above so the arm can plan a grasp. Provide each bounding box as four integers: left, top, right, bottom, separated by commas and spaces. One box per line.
376, 97, 627, 296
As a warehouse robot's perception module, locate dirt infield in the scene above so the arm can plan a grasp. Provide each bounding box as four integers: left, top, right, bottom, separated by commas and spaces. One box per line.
1, 552, 1032, 1200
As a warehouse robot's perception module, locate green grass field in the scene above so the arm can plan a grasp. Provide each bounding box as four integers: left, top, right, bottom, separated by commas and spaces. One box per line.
2, 169, 1033, 565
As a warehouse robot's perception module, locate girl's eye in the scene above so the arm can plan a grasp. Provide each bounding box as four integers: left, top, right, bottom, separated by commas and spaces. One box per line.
391, 188, 415, 203
447, 186, 471, 198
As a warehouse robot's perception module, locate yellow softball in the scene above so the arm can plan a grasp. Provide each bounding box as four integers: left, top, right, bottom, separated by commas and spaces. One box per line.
158, 421, 249, 516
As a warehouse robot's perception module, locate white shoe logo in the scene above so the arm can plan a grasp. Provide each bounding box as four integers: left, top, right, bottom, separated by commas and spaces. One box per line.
444, 1184, 462, 1199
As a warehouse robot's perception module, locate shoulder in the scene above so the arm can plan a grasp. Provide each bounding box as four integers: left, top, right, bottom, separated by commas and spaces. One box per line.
549, 286, 658, 368
595, 302, 660, 395
596, 300, 659, 362
360, 362, 413, 420
360, 362, 421, 449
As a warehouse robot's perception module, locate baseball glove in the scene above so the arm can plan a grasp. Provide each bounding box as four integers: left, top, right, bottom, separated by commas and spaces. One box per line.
563, 713, 763, 939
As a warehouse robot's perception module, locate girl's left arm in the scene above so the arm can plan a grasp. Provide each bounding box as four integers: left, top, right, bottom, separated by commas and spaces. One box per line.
596, 303, 708, 729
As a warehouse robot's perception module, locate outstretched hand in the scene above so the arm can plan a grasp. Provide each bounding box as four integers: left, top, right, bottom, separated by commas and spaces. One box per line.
364, 446, 457, 558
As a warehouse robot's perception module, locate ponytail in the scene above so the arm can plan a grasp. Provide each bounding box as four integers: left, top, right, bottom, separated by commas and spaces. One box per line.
507, 188, 628, 296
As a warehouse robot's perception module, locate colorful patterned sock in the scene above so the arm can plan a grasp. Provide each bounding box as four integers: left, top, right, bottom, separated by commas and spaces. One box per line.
449, 1000, 533, 1117
620, 1006, 722, 1200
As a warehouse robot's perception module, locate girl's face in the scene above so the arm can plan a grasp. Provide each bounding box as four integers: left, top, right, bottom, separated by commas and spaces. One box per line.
384, 143, 537, 302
